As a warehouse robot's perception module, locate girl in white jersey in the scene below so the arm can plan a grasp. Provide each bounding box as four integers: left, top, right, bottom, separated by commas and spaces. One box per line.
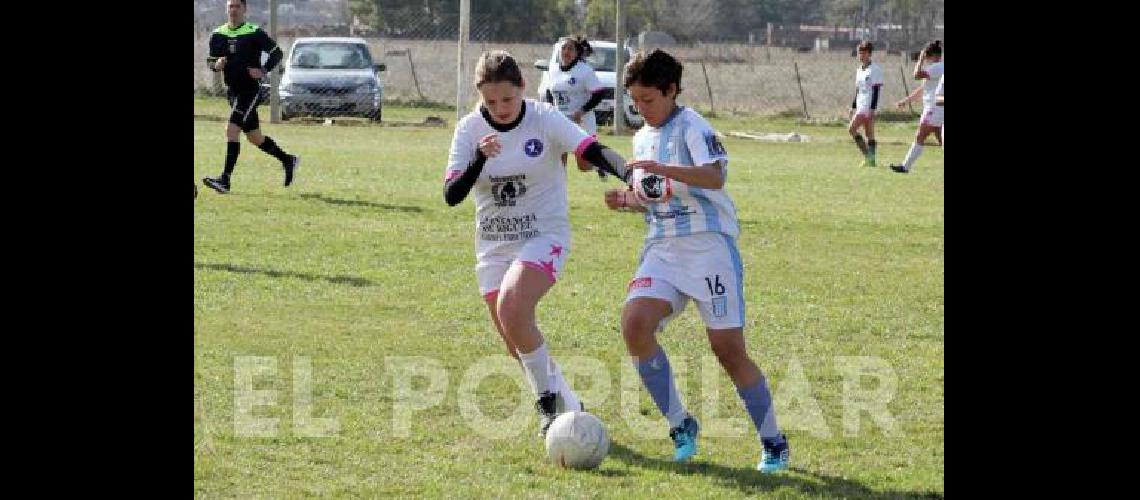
848, 41, 884, 167
443, 50, 631, 438
890, 40, 944, 173
934, 75, 944, 146
543, 35, 607, 176
603, 49, 790, 473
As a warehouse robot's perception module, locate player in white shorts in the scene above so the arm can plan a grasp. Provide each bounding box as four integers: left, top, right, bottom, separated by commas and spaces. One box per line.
603, 49, 790, 473
848, 41, 885, 167
891, 40, 943, 173
443, 50, 631, 439
543, 35, 607, 177
934, 75, 944, 146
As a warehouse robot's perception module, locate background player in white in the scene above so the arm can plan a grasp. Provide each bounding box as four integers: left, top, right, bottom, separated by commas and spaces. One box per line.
890, 40, 943, 173
443, 50, 630, 438
603, 49, 790, 473
848, 41, 884, 167
934, 75, 944, 145
543, 35, 607, 177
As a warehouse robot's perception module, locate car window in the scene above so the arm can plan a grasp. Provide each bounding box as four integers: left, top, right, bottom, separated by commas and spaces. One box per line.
290, 43, 373, 69
584, 47, 615, 72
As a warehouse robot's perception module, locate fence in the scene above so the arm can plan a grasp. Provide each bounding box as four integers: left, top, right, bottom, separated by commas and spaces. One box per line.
197, 35, 930, 121
194, 3, 939, 122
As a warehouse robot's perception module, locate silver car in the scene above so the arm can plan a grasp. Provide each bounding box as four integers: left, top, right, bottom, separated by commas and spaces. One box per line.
279, 37, 386, 121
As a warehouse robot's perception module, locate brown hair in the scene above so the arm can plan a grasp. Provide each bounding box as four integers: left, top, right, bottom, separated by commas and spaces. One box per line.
623, 49, 683, 96
474, 50, 523, 88
857, 41, 873, 53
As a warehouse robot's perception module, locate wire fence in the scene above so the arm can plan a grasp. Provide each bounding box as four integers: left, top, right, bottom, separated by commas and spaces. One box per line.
194, 5, 939, 122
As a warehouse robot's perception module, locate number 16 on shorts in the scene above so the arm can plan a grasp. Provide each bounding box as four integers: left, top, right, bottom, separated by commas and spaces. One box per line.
705, 275, 728, 319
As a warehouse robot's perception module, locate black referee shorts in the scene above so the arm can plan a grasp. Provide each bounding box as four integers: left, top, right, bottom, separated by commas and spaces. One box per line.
227, 89, 261, 132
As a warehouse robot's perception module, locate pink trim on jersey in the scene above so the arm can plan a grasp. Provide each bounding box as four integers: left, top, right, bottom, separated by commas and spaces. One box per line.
520, 260, 558, 284
444, 170, 462, 182
574, 136, 597, 157
483, 289, 499, 302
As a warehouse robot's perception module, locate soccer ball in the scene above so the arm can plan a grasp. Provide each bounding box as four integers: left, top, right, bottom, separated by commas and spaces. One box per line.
544, 411, 609, 470
630, 169, 673, 204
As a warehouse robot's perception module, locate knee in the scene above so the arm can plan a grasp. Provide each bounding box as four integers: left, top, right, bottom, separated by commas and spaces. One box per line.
621, 308, 659, 349
710, 338, 747, 368
495, 289, 531, 333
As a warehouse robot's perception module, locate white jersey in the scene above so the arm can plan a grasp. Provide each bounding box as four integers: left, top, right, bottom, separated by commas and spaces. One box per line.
548, 60, 604, 118
934, 75, 944, 100
921, 62, 944, 109
854, 62, 885, 111
631, 106, 739, 240
444, 100, 593, 260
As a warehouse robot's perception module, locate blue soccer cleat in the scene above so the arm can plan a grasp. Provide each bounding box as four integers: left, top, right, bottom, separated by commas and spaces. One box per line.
669, 415, 700, 462
757, 434, 790, 473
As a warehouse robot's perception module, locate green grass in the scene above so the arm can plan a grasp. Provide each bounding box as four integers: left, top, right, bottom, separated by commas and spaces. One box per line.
195, 97, 943, 498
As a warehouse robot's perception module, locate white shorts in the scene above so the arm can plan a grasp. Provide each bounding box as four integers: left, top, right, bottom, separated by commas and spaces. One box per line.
476, 233, 571, 298
920, 105, 944, 127
625, 232, 745, 330
853, 106, 875, 119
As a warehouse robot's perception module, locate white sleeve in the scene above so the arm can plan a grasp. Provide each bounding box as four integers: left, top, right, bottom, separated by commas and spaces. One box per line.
581, 64, 604, 93
927, 63, 944, 81
871, 65, 885, 86
540, 103, 591, 155
684, 117, 728, 167
444, 116, 476, 182
935, 75, 944, 96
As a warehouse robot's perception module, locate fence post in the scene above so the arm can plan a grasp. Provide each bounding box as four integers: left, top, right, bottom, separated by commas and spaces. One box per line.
794, 61, 809, 119
407, 50, 425, 101
700, 61, 716, 117
899, 66, 915, 116
269, 0, 280, 123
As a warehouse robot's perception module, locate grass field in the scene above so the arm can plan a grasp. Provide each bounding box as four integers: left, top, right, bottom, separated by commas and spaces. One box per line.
194, 98, 943, 498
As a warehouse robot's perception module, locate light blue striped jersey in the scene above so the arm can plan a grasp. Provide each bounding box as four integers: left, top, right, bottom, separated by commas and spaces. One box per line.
631, 106, 739, 239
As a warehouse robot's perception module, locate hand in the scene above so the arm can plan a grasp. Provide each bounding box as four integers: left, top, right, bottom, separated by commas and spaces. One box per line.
575, 154, 593, 172
626, 159, 666, 176
478, 133, 502, 158
213, 57, 226, 71
571, 110, 584, 123
605, 188, 633, 210
895, 100, 907, 109
248, 68, 265, 79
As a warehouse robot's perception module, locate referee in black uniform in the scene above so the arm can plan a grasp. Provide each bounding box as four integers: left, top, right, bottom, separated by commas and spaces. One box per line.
203, 0, 299, 194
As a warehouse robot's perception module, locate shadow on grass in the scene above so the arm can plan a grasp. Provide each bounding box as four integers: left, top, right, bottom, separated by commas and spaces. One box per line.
194, 262, 373, 287
608, 442, 942, 500
299, 193, 424, 213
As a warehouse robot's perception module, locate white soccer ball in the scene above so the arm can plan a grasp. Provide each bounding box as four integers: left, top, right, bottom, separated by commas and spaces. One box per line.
630, 169, 673, 204
544, 411, 609, 470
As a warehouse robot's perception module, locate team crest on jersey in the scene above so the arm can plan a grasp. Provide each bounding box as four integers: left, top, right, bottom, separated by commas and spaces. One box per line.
523, 138, 544, 157
491, 178, 528, 207
712, 296, 728, 318
568, 76, 576, 85
228, 39, 237, 54
704, 132, 726, 156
